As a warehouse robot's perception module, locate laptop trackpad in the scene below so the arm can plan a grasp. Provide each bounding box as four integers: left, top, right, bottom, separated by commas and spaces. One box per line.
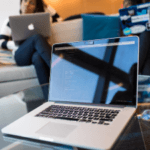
36, 122, 77, 138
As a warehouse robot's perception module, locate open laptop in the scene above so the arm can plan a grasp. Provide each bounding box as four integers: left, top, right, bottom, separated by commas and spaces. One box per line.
9, 12, 51, 45
1, 36, 139, 150
119, 2, 150, 35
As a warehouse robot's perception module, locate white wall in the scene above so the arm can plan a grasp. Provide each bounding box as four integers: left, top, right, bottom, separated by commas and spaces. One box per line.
0, 0, 20, 29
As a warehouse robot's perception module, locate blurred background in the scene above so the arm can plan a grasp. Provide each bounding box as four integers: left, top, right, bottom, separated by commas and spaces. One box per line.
43, 0, 123, 19
1, 0, 149, 30
0, 0, 125, 29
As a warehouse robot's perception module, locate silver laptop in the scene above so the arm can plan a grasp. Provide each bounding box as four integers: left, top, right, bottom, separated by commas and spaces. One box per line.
9, 12, 51, 45
1, 36, 139, 150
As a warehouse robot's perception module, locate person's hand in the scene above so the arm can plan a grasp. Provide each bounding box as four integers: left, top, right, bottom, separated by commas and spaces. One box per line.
46, 37, 51, 45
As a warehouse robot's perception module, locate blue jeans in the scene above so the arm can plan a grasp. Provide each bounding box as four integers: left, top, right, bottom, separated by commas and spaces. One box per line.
14, 34, 51, 100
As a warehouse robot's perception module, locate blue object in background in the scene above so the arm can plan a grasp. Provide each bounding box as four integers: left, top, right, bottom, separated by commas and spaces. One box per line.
81, 14, 121, 40
123, 27, 132, 35
119, 2, 150, 35
141, 110, 150, 121
137, 9, 147, 15
138, 77, 150, 103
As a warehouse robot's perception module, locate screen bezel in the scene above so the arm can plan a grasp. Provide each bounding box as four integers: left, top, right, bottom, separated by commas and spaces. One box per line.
49, 36, 139, 108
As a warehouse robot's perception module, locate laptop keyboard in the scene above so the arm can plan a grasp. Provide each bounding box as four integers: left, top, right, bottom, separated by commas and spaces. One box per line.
35, 105, 120, 125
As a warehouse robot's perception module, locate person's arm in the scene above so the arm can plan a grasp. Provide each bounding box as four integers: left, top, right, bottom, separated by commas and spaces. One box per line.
44, 4, 62, 23
0, 18, 18, 51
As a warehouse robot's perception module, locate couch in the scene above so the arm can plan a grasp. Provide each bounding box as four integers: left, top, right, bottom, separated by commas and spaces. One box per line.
0, 18, 83, 98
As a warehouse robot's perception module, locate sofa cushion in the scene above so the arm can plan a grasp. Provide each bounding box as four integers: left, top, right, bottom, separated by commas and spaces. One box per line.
0, 78, 39, 98
0, 65, 37, 83
51, 19, 83, 45
81, 14, 121, 40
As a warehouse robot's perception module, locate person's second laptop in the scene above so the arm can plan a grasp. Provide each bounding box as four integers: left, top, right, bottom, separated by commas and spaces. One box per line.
1, 36, 139, 150
119, 2, 150, 35
9, 12, 50, 45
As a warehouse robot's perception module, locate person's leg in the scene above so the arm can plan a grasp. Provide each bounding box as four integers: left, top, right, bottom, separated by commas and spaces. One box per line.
32, 34, 52, 68
14, 34, 51, 100
15, 50, 50, 100
14, 34, 51, 67
31, 52, 50, 100
32, 52, 50, 84
139, 31, 150, 75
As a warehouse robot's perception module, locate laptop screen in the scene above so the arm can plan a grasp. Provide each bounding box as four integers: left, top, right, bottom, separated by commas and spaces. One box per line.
49, 36, 138, 106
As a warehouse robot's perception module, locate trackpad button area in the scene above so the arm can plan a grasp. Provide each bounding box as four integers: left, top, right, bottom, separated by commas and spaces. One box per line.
36, 122, 77, 138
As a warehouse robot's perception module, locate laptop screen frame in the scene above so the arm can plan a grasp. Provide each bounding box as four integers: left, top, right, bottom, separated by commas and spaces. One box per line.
49, 36, 139, 108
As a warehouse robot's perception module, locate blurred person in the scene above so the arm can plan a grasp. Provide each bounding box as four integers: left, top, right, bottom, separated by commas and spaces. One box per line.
43, 2, 62, 23
123, 0, 150, 75
0, 0, 52, 100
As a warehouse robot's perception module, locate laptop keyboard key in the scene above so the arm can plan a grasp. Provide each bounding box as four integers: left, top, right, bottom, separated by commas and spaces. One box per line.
86, 120, 92, 123
92, 122, 97, 124
93, 117, 99, 120
98, 121, 104, 124
79, 119, 87, 122
104, 123, 109, 125
55, 116, 79, 121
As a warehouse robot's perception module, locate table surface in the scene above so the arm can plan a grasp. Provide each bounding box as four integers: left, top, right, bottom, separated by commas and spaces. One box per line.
0, 84, 149, 150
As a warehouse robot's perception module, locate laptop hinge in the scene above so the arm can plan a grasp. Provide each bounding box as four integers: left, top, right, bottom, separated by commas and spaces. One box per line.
52, 101, 127, 108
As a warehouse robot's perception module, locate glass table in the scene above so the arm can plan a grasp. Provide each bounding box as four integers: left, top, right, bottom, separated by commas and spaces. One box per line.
0, 84, 149, 150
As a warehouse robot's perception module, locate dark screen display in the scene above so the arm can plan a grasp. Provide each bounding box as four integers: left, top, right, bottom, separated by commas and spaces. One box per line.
49, 37, 138, 106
